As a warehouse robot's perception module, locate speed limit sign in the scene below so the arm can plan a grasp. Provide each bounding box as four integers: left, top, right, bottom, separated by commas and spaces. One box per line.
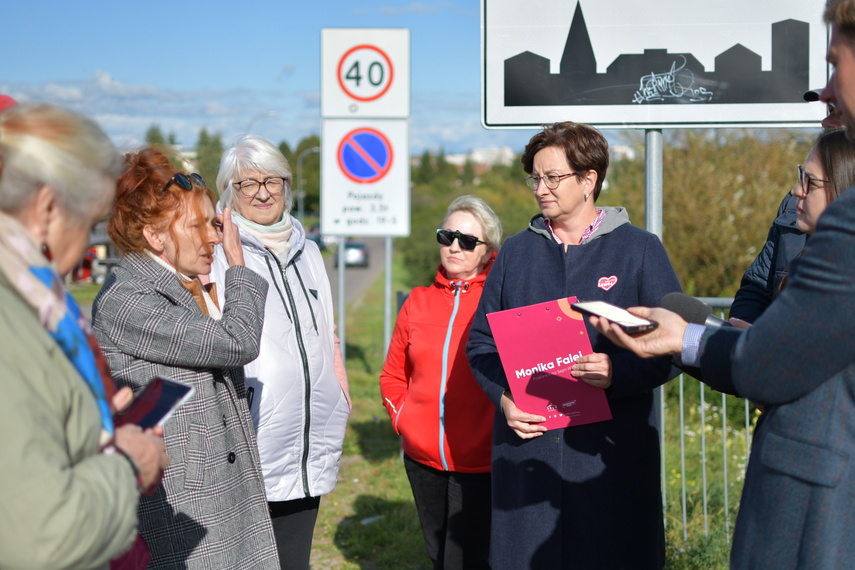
337, 45, 394, 102
322, 29, 410, 119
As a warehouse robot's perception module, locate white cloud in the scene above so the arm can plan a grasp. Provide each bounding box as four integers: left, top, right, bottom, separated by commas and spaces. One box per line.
3, 69, 527, 154
42, 83, 84, 101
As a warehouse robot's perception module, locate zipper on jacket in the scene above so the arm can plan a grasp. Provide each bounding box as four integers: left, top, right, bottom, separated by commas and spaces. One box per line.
438, 280, 464, 471
264, 256, 293, 323
267, 251, 314, 498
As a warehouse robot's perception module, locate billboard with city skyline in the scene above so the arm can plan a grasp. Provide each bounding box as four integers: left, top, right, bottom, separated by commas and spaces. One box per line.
482, 0, 828, 129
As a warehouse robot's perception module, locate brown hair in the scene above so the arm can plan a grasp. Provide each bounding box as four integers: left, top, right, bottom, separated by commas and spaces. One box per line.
815, 128, 855, 202
520, 122, 610, 202
778, 127, 855, 292
825, 0, 855, 42
109, 147, 216, 256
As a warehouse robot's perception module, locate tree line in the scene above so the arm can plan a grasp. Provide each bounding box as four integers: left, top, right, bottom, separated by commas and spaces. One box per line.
144, 125, 322, 216
143, 124, 813, 299
398, 129, 813, 300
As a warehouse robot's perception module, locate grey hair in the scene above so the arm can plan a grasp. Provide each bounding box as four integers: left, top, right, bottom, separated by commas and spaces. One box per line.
441, 195, 503, 254
0, 103, 121, 220
216, 134, 293, 213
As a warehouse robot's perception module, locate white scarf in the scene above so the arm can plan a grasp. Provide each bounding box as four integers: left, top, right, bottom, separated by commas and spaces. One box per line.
231, 211, 293, 262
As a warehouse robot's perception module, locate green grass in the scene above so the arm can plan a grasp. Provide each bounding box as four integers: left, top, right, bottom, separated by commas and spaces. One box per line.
311, 256, 431, 569
68, 282, 103, 305
662, 379, 749, 569
311, 262, 747, 568
69, 257, 743, 567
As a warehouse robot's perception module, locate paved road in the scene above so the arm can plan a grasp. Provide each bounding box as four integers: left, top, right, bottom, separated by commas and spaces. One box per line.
324, 237, 386, 309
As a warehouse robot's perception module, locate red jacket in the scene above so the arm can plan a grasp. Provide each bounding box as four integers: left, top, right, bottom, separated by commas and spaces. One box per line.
380, 257, 495, 473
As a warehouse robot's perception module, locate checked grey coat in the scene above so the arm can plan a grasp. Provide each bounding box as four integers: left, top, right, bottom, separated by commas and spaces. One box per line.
92, 252, 279, 569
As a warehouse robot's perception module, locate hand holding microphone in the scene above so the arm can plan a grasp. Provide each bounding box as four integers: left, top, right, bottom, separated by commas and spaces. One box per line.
658, 292, 731, 328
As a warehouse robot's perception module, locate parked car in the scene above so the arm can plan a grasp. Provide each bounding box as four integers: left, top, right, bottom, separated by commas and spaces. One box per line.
335, 241, 370, 268
307, 226, 327, 251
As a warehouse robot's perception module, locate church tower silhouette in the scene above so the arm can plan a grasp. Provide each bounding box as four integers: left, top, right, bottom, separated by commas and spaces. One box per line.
560, 2, 596, 82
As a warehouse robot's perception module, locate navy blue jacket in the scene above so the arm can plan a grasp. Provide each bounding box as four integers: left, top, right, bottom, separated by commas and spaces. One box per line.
467, 209, 681, 569
730, 193, 806, 323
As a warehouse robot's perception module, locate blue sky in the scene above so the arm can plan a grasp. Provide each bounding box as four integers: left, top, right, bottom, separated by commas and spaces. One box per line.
1, 0, 537, 155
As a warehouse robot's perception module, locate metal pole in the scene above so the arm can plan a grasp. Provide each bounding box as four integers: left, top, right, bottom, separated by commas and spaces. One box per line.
644, 128, 666, 520
384, 236, 393, 354
337, 236, 346, 361
645, 129, 664, 238
245, 111, 276, 134
296, 146, 320, 222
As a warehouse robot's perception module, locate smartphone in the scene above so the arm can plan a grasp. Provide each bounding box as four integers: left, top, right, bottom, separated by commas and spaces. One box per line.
571, 300, 658, 334
114, 376, 195, 430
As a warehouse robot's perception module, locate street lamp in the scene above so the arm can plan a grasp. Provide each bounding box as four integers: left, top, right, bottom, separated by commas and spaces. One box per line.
296, 145, 320, 221
245, 111, 277, 134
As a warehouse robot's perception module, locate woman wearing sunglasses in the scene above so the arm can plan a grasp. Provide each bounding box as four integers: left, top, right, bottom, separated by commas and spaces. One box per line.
210, 135, 350, 570
92, 147, 279, 568
380, 195, 502, 569
467, 122, 682, 569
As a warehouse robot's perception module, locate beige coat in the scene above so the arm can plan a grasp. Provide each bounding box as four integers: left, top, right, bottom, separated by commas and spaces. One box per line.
0, 273, 139, 569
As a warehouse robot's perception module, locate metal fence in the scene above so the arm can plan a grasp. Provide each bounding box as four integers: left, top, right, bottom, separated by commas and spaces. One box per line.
661, 297, 753, 543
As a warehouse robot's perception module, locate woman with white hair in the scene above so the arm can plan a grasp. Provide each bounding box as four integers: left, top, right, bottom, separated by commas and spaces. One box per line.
0, 103, 168, 568
210, 134, 350, 570
380, 195, 502, 569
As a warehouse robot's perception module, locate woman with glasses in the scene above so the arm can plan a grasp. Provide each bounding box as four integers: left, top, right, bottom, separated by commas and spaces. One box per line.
791, 128, 855, 236
209, 135, 350, 570
92, 147, 279, 568
466, 122, 681, 569
380, 195, 501, 569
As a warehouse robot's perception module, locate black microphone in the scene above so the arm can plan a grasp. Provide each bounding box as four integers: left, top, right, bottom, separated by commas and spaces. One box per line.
659, 292, 731, 328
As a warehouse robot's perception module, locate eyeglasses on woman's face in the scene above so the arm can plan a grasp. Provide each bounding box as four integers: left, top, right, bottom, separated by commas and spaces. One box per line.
797, 164, 829, 196
523, 172, 578, 191
233, 177, 286, 198
436, 229, 487, 251
162, 172, 205, 194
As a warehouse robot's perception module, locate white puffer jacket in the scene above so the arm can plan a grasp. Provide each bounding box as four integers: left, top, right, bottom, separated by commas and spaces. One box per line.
211, 215, 350, 501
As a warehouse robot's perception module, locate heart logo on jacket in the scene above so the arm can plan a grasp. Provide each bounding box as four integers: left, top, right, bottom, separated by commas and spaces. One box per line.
597, 275, 618, 291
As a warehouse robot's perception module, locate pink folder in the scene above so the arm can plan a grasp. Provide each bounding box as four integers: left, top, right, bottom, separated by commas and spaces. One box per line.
487, 296, 612, 430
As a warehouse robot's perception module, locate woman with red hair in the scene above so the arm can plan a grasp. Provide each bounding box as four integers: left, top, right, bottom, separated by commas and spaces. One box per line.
92, 147, 279, 568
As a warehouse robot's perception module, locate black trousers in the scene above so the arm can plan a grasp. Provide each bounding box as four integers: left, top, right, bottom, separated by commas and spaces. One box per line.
268, 496, 320, 570
403, 453, 491, 569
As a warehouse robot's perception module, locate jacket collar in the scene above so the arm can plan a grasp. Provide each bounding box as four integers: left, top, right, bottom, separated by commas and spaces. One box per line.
117, 252, 198, 307
434, 252, 496, 293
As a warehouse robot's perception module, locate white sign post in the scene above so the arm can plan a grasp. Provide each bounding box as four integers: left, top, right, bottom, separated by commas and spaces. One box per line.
321, 28, 411, 355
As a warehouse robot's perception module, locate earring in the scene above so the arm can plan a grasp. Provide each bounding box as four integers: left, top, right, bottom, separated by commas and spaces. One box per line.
41, 243, 53, 261
584, 193, 591, 202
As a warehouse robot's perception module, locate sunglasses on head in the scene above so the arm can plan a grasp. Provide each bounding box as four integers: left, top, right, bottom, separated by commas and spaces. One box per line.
436, 229, 487, 251
162, 172, 205, 194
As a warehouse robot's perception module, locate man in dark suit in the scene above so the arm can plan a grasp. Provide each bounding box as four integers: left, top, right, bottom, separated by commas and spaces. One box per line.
590, 1, 855, 567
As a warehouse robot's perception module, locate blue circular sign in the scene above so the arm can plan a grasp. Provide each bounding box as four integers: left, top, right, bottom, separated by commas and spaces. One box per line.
337, 128, 393, 184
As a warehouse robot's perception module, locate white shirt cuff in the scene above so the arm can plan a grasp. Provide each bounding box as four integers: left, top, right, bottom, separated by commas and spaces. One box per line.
681, 323, 706, 368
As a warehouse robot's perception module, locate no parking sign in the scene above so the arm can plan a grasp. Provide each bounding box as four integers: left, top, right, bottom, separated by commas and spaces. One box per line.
321, 119, 410, 237
337, 128, 393, 184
